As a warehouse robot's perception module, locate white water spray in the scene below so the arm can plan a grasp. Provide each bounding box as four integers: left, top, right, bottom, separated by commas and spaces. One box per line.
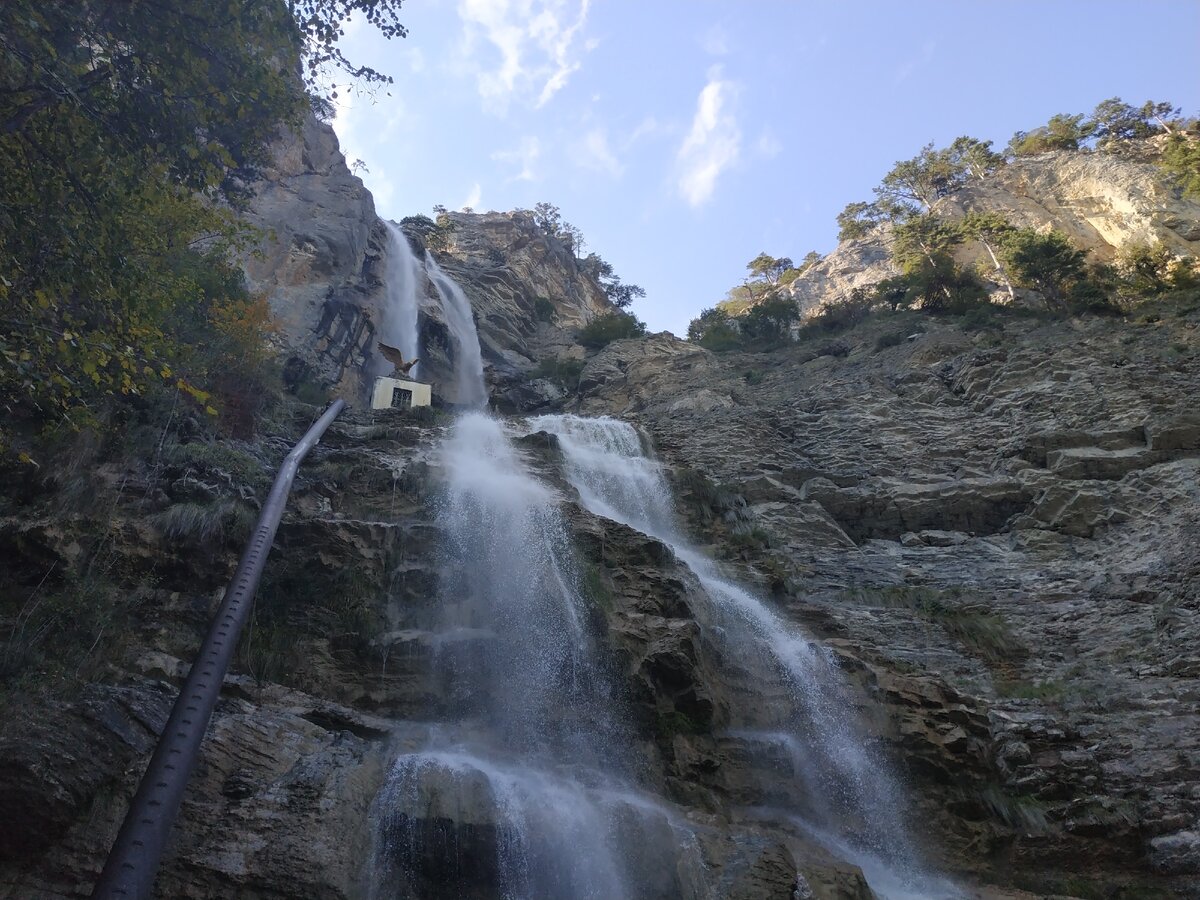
528, 414, 956, 899
371, 414, 707, 899
380, 222, 422, 374
425, 253, 487, 408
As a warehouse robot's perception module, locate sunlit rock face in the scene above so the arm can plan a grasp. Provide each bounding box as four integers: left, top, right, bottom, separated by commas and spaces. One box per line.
241, 124, 615, 406
784, 143, 1200, 314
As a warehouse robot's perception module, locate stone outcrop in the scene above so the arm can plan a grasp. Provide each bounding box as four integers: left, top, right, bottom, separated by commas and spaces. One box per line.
562, 300, 1200, 896
241, 115, 387, 397
784, 143, 1200, 313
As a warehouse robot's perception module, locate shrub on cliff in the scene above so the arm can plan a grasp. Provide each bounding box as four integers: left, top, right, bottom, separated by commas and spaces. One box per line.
577, 312, 647, 349
0, 1, 406, 461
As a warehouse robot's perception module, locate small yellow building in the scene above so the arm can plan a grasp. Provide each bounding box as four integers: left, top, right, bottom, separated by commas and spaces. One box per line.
371, 376, 432, 411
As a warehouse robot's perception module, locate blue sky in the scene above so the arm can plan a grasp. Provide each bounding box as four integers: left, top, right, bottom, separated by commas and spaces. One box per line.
331, 0, 1200, 336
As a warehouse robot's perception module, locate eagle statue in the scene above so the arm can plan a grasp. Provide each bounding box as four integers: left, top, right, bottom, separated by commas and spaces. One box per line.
378, 342, 420, 376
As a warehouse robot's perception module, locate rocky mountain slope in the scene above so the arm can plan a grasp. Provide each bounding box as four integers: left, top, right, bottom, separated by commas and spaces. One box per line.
2, 115, 1199, 900
564, 301, 1200, 895
786, 143, 1200, 315
241, 115, 613, 405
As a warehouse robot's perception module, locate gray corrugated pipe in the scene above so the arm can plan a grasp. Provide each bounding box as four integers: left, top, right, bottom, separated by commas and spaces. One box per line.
91, 398, 347, 899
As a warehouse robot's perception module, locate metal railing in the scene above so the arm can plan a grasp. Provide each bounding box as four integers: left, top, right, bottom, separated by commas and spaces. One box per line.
91, 399, 346, 899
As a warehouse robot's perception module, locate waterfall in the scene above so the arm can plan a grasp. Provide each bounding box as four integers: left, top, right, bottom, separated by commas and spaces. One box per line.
527, 414, 958, 899
425, 253, 487, 408
371, 413, 701, 899
380, 221, 422, 373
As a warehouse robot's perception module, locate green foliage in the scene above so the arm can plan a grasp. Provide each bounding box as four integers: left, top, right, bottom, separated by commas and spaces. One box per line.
148, 500, 255, 549
837, 201, 888, 240
876, 141, 968, 214
1161, 131, 1200, 199
998, 229, 1088, 307
795, 288, 879, 338
747, 252, 794, 284
0, 0, 404, 457
1114, 243, 1188, 297
577, 312, 648, 349
740, 297, 800, 348
979, 785, 1051, 833
946, 136, 1005, 179
1007, 113, 1095, 156
847, 585, 1020, 662
528, 356, 585, 387
687, 307, 742, 352
1089, 97, 1159, 146
533, 296, 557, 322
874, 331, 908, 352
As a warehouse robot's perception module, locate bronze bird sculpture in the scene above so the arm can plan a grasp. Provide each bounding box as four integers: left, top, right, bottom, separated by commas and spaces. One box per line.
379, 342, 420, 376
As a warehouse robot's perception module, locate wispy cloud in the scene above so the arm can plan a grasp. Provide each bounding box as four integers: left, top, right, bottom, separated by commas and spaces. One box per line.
675, 68, 741, 208
576, 128, 623, 177
894, 39, 936, 85
458, 0, 593, 112
492, 136, 542, 181
462, 182, 483, 209
699, 24, 730, 56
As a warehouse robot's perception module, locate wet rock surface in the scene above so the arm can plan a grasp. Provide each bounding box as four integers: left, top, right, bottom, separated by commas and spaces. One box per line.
562, 304, 1200, 896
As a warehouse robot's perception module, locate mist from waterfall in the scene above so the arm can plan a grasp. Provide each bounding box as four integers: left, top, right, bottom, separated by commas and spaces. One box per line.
380, 221, 422, 374
528, 414, 957, 899
370, 413, 701, 899
425, 252, 487, 408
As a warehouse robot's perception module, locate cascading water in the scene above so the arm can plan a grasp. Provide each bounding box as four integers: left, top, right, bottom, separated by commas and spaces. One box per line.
370, 413, 703, 899
380, 221, 423, 373
527, 414, 959, 899
425, 253, 487, 408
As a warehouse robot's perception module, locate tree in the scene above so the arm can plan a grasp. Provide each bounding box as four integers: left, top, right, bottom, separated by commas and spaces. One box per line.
1161, 131, 1200, 199
687, 307, 741, 351
947, 136, 1005, 180
577, 312, 647, 349
0, 1, 406, 448
747, 253, 794, 286
1140, 100, 1183, 135
875, 142, 967, 215
998, 230, 1088, 308
1007, 114, 1095, 156
603, 278, 646, 309
1089, 97, 1157, 146
741, 297, 800, 346
837, 201, 888, 240
961, 211, 1017, 300
532, 202, 564, 236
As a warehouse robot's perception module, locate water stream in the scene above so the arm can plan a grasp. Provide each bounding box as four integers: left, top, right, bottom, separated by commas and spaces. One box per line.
528, 414, 957, 898
370, 413, 700, 899
380, 222, 423, 375
425, 252, 487, 408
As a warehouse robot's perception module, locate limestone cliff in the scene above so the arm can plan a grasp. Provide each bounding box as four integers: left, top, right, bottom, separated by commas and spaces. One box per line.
563, 302, 1200, 895
241, 118, 613, 406
785, 144, 1200, 314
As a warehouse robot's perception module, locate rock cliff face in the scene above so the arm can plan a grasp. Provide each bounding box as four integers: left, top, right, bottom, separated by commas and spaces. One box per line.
565, 303, 1200, 896
241, 119, 612, 405
4, 117, 1199, 900
786, 145, 1200, 314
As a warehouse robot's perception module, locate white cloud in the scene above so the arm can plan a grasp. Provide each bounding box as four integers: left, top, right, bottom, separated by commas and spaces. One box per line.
576, 128, 623, 177
755, 129, 782, 159
458, 0, 593, 112
462, 183, 483, 209
492, 136, 542, 181
675, 68, 741, 208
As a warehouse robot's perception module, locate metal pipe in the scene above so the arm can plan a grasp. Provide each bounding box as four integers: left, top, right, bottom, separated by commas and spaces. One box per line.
91, 399, 346, 899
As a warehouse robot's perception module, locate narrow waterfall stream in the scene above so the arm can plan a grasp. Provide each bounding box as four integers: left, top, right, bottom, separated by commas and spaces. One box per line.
528, 415, 959, 899
381, 222, 423, 372
371, 414, 705, 900
424, 253, 487, 408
